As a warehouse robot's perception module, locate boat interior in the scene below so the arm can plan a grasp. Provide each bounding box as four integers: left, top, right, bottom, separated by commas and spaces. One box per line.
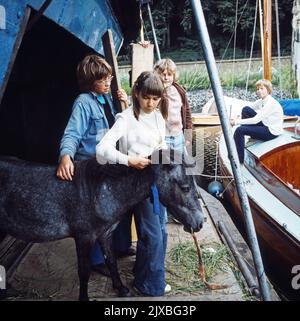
260, 140, 300, 192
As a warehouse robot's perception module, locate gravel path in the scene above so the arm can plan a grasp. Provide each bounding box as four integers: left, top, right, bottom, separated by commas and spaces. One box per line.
187, 86, 293, 113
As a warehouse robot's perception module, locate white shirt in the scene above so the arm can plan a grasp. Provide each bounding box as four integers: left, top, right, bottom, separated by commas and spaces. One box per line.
236, 95, 283, 135
96, 106, 167, 166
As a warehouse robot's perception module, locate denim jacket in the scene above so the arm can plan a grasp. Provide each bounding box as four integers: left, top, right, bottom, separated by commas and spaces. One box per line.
59, 92, 117, 161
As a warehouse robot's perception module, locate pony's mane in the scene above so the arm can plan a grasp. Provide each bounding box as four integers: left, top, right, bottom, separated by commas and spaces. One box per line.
73, 158, 149, 202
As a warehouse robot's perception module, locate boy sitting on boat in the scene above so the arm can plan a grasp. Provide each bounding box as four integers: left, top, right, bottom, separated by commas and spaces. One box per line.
230, 79, 283, 164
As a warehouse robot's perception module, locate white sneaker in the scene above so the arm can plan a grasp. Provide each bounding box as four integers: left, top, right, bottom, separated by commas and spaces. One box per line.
165, 284, 172, 294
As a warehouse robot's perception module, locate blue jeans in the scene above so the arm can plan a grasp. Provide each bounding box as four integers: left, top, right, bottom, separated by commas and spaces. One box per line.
234, 106, 277, 163
91, 213, 132, 265
133, 198, 168, 296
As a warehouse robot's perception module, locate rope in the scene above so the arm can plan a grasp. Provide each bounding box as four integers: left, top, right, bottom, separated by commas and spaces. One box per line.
275, 0, 283, 98
199, 173, 233, 179
139, 4, 145, 43
231, 0, 239, 92
258, 0, 264, 67
219, 0, 249, 63
246, 0, 259, 92
218, 178, 235, 198
214, 141, 219, 181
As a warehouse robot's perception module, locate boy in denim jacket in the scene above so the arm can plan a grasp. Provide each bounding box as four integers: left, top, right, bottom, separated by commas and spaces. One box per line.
57, 55, 134, 276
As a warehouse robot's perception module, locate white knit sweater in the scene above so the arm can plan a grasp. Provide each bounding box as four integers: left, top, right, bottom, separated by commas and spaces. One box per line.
236, 95, 283, 135
96, 106, 167, 166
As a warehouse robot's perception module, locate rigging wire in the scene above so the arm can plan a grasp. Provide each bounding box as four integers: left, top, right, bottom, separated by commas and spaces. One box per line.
258, 0, 264, 71
231, 0, 239, 92
214, 140, 219, 181
246, 0, 258, 92
219, 0, 249, 64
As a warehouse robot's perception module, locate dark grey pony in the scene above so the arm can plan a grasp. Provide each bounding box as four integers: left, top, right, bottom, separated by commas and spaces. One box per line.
0, 149, 203, 300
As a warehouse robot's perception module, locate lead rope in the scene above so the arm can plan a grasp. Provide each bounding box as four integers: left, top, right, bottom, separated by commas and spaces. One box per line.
139, 4, 145, 43
191, 230, 228, 290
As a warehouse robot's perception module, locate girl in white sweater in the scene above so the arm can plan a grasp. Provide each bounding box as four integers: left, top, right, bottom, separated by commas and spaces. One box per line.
96, 71, 170, 296
230, 79, 283, 164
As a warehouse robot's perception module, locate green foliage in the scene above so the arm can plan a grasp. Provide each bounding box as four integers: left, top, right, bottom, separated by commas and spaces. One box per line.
138, 0, 292, 60
162, 49, 202, 62
119, 62, 297, 98
120, 76, 131, 95
178, 69, 210, 91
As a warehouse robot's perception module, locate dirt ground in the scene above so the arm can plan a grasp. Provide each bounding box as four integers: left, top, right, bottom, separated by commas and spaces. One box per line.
6, 203, 244, 301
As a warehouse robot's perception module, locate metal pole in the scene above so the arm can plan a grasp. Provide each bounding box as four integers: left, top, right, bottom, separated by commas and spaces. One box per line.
190, 0, 271, 301
147, 3, 161, 60
218, 221, 261, 299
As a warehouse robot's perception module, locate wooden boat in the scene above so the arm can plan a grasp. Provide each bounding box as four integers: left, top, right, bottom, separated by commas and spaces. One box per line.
219, 118, 300, 300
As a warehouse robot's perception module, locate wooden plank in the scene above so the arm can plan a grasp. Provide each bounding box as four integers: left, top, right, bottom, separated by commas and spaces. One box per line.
102, 30, 137, 240
0, 235, 32, 278
192, 113, 221, 126
102, 29, 126, 112
131, 43, 154, 87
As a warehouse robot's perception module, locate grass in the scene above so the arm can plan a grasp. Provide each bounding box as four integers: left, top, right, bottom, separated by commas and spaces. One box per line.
165, 240, 257, 300
178, 70, 211, 91
165, 241, 229, 293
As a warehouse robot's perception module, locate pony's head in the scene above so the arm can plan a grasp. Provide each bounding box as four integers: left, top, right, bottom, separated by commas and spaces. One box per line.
151, 149, 204, 233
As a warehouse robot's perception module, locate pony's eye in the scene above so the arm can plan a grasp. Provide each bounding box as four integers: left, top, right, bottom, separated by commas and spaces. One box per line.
181, 185, 190, 193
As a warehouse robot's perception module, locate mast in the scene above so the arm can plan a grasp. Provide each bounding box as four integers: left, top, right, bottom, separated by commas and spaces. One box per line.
263, 0, 272, 80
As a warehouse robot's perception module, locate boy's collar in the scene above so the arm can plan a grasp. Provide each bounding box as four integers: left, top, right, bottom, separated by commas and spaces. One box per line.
91, 92, 106, 103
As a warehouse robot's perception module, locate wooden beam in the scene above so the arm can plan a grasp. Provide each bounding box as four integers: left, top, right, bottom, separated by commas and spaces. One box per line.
102, 29, 127, 112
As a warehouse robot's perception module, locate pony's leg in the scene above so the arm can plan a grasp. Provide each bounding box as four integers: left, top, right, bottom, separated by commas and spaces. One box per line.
74, 235, 94, 301
98, 233, 130, 297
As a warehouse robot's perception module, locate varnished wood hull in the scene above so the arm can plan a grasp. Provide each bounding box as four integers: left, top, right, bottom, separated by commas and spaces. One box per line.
220, 157, 300, 300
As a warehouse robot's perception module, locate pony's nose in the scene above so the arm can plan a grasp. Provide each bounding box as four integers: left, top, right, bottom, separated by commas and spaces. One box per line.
195, 213, 204, 232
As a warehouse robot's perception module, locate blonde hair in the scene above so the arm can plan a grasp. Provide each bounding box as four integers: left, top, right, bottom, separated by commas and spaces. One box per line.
255, 79, 273, 94
154, 58, 177, 81
132, 71, 168, 120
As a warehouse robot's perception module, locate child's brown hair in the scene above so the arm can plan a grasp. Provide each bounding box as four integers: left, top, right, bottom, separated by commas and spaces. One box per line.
132, 71, 168, 120
77, 55, 112, 92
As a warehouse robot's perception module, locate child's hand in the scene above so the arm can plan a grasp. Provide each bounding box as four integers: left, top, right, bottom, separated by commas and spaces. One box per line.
128, 156, 151, 170
117, 89, 128, 108
117, 89, 128, 102
56, 155, 74, 181
230, 119, 236, 126
138, 40, 150, 48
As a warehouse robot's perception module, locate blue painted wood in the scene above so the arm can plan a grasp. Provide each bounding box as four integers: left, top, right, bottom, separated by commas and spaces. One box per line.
0, 0, 123, 102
